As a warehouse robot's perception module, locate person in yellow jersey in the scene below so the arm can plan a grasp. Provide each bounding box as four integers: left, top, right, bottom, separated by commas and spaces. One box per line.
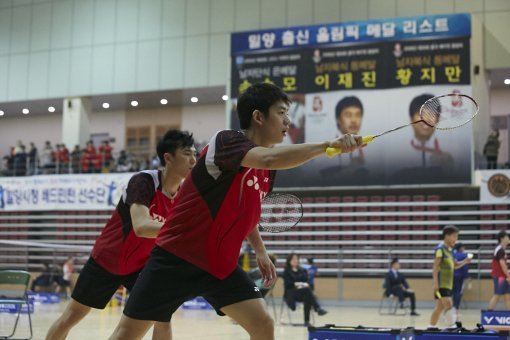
428, 225, 471, 329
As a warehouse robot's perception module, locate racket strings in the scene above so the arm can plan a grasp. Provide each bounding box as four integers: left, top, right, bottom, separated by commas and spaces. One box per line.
421, 94, 479, 130
259, 194, 303, 233
420, 98, 441, 127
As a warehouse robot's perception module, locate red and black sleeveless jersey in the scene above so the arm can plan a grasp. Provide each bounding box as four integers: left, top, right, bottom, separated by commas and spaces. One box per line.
156, 130, 275, 279
92, 170, 174, 275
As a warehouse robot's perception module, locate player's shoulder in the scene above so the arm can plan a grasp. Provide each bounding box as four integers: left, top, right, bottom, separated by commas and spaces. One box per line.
434, 242, 444, 251
215, 129, 246, 141
494, 245, 505, 256
130, 170, 160, 188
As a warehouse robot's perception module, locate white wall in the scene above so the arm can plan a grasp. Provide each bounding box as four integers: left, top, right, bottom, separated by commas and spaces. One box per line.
89, 109, 126, 152
491, 88, 510, 116
181, 103, 226, 144
0, 110, 126, 159
490, 87, 510, 163
0, 113, 62, 157
2, 0, 510, 102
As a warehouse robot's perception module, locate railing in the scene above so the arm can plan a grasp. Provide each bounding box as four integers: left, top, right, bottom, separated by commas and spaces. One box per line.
0, 150, 136, 176
0, 199, 508, 277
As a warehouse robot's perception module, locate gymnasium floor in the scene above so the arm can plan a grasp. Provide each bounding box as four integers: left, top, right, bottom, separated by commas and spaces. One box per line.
6, 300, 485, 339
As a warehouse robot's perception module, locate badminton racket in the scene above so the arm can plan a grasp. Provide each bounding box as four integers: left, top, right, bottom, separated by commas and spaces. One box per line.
258, 193, 303, 233
326, 93, 479, 157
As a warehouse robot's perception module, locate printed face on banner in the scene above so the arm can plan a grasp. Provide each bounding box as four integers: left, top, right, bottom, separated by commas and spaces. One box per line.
411, 111, 436, 141
336, 100, 363, 135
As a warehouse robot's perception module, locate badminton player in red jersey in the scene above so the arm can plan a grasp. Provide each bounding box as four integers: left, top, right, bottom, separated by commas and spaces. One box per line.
46, 130, 196, 340
108, 83, 363, 340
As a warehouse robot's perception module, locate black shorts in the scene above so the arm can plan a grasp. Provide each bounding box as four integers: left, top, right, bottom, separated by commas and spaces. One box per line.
71, 257, 141, 309
434, 288, 452, 299
123, 246, 262, 322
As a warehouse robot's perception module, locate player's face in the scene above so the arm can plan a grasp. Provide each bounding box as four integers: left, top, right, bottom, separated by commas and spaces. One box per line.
338, 106, 362, 134
290, 254, 299, 268
169, 146, 197, 178
261, 100, 290, 146
411, 111, 435, 141
502, 235, 510, 247
444, 232, 458, 248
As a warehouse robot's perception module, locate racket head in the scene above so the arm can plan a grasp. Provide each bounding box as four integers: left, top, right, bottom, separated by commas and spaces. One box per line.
420, 93, 479, 130
259, 193, 303, 233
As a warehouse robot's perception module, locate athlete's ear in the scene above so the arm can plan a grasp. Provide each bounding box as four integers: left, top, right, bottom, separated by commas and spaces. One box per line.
252, 110, 264, 127
163, 152, 174, 165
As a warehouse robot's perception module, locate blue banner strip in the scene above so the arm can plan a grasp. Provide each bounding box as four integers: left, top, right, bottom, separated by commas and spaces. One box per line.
231, 13, 470, 54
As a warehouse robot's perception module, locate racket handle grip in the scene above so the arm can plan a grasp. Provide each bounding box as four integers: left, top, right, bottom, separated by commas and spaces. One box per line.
325, 135, 376, 158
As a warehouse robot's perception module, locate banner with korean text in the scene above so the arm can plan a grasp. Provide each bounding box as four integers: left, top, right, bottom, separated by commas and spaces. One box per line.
230, 13, 472, 187
0, 173, 133, 211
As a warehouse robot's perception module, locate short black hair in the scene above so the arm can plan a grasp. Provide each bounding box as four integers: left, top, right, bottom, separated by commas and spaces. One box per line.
156, 129, 194, 166
497, 230, 508, 244
335, 96, 363, 119
442, 225, 459, 238
236, 83, 291, 130
285, 252, 299, 270
390, 258, 399, 266
409, 94, 435, 118
454, 242, 464, 251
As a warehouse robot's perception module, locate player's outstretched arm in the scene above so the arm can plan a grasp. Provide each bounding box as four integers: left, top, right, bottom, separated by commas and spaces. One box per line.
241, 134, 363, 170
130, 204, 164, 238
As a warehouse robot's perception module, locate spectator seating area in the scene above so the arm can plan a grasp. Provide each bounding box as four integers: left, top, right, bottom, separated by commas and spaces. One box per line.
0, 194, 507, 278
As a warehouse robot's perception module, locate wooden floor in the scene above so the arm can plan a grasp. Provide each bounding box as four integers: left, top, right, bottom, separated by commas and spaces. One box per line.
1, 299, 488, 340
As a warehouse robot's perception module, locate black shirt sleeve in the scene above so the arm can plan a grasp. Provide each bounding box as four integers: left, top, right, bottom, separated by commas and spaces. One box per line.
214, 130, 256, 172
495, 248, 506, 261
124, 173, 156, 208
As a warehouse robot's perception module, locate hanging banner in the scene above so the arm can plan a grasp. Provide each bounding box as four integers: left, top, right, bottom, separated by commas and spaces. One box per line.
230, 13, 472, 187
0, 173, 133, 211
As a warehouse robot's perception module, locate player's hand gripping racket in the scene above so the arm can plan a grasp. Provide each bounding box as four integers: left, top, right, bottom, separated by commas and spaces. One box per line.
259, 193, 303, 233
326, 93, 479, 157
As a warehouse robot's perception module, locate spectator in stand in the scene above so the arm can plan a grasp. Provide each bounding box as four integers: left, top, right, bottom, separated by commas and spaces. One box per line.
14, 143, 27, 176
151, 154, 160, 169
2, 147, 15, 176
138, 157, 150, 171
116, 150, 133, 172
28, 142, 38, 175
99, 140, 113, 171
81, 141, 98, 173
14, 140, 23, 155
40, 141, 55, 174
483, 130, 501, 169
57, 144, 70, 173
71, 145, 81, 173
62, 144, 70, 165
56, 257, 74, 299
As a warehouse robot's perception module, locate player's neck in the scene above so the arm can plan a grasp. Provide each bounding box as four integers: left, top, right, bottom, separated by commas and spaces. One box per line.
242, 128, 272, 147
161, 169, 182, 197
